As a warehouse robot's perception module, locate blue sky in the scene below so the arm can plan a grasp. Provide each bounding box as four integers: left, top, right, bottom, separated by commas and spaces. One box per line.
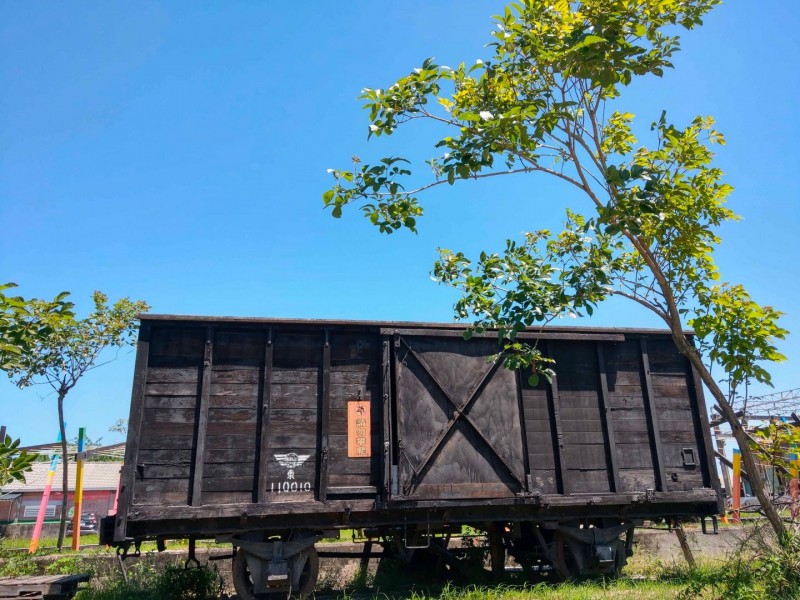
2, 2, 799, 446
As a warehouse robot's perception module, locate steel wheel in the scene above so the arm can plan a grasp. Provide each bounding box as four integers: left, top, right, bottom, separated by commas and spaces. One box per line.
552, 530, 581, 581
232, 546, 319, 600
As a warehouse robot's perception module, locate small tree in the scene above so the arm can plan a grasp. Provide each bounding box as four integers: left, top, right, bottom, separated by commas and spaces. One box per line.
3, 290, 148, 549
1, 283, 74, 371
325, 1, 789, 539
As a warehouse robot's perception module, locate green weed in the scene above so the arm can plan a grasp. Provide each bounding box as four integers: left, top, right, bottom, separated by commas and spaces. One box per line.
76, 563, 223, 600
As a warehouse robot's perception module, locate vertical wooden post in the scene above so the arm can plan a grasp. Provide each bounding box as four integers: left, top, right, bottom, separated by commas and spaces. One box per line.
544, 341, 568, 495
639, 338, 665, 491
674, 521, 696, 568
114, 323, 150, 543
381, 338, 392, 500
731, 448, 741, 524
596, 343, 620, 492
257, 328, 274, 504
714, 427, 732, 500
71, 427, 86, 551
190, 327, 214, 506
319, 330, 331, 502
109, 469, 121, 516
30, 433, 62, 554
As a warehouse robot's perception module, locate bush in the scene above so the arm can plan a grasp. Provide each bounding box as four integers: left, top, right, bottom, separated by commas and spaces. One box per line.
0, 551, 38, 577
678, 531, 800, 599
77, 563, 224, 600
44, 554, 94, 577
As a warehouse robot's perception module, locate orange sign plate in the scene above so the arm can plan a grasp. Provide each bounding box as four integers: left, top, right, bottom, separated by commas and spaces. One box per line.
347, 400, 371, 458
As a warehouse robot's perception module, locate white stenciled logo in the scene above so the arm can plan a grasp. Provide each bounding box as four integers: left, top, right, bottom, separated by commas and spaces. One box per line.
274, 453, 310, 480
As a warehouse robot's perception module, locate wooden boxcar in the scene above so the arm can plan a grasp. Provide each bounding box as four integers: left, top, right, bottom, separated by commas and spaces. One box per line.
103, 315, 721, 597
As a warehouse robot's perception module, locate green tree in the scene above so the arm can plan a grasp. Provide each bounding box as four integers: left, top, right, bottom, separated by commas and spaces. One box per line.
325, 0, 789, 539
3, 290, 149, 549
0, 432, 36, 488
1, 283, 74, 371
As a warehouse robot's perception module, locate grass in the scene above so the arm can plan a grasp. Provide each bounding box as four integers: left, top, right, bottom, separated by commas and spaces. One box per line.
2, 527, 797, 599
316, 560, 719, 599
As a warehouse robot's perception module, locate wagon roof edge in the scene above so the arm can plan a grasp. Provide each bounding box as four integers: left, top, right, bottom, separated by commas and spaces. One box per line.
137, 313, 695, 336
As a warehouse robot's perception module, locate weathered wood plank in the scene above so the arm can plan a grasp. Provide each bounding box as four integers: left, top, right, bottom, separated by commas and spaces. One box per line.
257, 330, 273, 504
144, 396, 197, 409
616, 444, 655, 469
564, 444, 611, 470
146, 367, 199, 384
115, 322, 151, 542
319, 331, 331, 501
202, 491, 258, 505
139, 434, 195, 451
565, 468, 611, 494
545, 341, 567, 495
382, 337, 391, 498
596, 342, 620, 492
619, 468, 657, 492
208, 408, 258, 424
271, 369, 319, 385
640, 338, 665, 492
688, 361, 721, 503
209, 382, 259, 397
206, 434, 257, 450
190, 327, 214, 506
529, 470, 557, 494
145, 382, 200, 396
527, 452, 556, 469
204, 476, 255, 492
557, 419, 605, 433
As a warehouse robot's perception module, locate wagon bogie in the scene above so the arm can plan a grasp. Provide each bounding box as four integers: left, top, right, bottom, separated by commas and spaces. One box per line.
104, 315, 721, 588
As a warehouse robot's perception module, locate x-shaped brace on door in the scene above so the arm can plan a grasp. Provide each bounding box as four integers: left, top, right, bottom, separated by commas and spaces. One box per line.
397, 337, 526, 495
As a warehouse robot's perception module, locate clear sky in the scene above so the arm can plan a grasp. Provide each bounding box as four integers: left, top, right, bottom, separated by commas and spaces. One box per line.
2, 1, 799, 446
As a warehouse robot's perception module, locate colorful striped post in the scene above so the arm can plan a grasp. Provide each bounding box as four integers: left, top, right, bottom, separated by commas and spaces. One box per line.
71, 427, 86, 551
790, 452, 799, 520
29, 451, 61, 553
731, 448, 741, 524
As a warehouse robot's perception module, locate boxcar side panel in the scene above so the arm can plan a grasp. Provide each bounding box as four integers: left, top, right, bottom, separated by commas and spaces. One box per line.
549, 340, 613, 494
201, 330, 262, 505
602, 339, 659, 493
263, 332, 321, 502
647, 338, 705, 492
326, 332, 382, 494
134, 326, 205, 507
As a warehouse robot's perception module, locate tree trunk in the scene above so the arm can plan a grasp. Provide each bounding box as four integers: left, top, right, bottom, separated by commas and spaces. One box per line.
56, 391, 68, 550
671, 333, 787, 541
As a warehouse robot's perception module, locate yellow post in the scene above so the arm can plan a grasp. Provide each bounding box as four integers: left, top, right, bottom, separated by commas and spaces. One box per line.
732, 448, 741, 524
71, 427, 86, 551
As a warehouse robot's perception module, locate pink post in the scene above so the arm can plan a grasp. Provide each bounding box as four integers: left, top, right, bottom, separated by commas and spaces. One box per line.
109, 468, 122, 516
29, 453, 60, 554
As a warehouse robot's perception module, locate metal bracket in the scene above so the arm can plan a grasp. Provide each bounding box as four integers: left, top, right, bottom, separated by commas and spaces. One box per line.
681, 448, 697, 467
403, 513, 431, 549
184, 538, 200, 570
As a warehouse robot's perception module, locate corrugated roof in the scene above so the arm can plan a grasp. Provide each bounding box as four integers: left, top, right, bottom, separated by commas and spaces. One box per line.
0, 461, 121, 493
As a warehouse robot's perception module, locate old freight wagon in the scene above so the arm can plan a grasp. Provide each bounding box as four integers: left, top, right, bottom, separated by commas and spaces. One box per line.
102, 315, 721, 598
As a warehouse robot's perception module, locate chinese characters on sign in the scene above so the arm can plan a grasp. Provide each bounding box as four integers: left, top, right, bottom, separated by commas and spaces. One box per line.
348, 400, 371, 458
